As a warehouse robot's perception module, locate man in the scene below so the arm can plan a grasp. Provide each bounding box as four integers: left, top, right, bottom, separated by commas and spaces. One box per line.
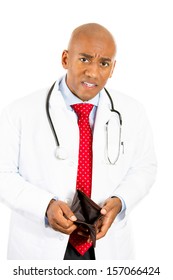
0, 23, 157, 260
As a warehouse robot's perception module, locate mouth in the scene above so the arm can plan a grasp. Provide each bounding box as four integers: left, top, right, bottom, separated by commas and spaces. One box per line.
82, 81, 97, 89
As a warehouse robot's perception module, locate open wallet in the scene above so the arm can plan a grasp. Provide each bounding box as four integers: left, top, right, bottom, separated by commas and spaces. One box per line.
70, 189, 103, 247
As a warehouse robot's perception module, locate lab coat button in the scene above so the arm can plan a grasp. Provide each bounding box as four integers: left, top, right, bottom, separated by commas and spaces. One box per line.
69, 161, 75, 166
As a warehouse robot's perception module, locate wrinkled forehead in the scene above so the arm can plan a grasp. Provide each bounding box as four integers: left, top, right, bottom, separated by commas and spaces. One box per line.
68, 31, 116, 58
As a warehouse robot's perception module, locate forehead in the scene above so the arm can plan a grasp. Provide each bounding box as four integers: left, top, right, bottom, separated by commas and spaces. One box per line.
69, 33, 116, 59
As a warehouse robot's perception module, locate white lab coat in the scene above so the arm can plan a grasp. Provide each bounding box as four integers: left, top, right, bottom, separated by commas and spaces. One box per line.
0, 77, 157, 259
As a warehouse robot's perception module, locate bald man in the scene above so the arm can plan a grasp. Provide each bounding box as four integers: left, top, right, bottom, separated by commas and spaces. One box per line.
0, 23, 157, 260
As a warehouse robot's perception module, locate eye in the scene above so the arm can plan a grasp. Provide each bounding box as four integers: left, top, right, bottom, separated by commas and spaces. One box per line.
79, 57, 89, 63
100, 61, 110, 67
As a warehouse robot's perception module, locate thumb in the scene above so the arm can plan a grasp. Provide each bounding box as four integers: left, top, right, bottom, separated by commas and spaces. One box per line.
100, 197, 121, 215
100, 199, 113, 215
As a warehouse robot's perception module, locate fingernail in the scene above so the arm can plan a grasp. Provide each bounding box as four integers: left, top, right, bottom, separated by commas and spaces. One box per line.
101, 208, 107, 215
70, 215, 77, 221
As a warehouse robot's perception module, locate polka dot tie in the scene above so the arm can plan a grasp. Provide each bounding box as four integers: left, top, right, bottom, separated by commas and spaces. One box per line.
69, 103, 94, 256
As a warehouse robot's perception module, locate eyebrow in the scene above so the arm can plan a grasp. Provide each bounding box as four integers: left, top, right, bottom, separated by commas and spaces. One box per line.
79, 53, 112, 61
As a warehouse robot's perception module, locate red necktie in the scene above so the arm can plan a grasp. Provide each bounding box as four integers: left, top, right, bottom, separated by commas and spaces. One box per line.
69, 103, 94, 255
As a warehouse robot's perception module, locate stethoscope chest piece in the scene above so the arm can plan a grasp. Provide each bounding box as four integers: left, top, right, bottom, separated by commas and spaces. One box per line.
55, 146, 68, 160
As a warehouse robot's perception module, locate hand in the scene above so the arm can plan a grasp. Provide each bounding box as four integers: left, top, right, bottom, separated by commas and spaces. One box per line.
46, 199, 77, 235
96, 197, 122, 240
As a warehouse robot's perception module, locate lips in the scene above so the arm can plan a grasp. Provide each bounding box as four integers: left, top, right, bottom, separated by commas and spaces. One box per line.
82, 81, 97, 88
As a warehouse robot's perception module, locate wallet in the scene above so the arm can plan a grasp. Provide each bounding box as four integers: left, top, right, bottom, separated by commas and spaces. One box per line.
70, 189, 103, 247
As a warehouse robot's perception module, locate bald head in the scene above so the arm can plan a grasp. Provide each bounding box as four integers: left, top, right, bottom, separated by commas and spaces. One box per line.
68, 23, 117, 57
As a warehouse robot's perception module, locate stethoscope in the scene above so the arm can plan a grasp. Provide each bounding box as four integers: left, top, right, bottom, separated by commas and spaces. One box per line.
46, 82, 123, 165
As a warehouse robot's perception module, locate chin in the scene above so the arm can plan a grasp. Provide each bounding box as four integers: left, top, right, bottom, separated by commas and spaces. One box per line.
82, 96, 93, 101
82, 92, 99, 101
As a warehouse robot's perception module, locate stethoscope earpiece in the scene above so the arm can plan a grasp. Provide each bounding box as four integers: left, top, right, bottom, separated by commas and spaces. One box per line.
55, 146, 68, 160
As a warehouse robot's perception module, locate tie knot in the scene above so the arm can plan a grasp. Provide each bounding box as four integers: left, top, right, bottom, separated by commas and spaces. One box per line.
71, 103, 94, 118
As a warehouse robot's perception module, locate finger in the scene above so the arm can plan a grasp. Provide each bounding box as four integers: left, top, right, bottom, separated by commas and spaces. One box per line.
47, 201, 76, 229
100, 208, 107, 215
96, 224, 108, 240
55, 215, 74, 229
49, 214, 72, 229
58, 201, 77, 222
100, 199, 113, 215
96, 214, 113, 240
102, 198, 116, 212
52, 222, 77, 235
51, 207, 73, 228
101, 197, 122, 215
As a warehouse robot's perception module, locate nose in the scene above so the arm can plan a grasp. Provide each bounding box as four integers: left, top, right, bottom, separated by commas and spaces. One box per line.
84, 62, 99, 79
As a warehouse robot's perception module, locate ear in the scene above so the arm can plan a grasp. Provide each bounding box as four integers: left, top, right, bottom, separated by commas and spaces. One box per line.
109, 60, 116, 78
62, 50, 69, 69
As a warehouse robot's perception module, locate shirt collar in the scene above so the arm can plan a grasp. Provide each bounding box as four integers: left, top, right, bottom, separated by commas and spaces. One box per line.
59, 76, 100, 111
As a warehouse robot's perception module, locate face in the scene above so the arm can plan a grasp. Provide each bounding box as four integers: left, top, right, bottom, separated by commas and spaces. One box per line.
62, 34, 116, 101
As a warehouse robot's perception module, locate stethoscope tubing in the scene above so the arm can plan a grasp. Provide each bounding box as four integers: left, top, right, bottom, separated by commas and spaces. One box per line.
46, 82, 123, 164
46, 81, 60, 147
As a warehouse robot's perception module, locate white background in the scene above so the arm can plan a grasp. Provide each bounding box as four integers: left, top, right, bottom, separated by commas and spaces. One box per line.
0, 0, 172, 271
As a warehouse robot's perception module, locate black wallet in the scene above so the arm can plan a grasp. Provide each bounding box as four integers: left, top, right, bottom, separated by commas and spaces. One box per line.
70, 189, 103, 247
